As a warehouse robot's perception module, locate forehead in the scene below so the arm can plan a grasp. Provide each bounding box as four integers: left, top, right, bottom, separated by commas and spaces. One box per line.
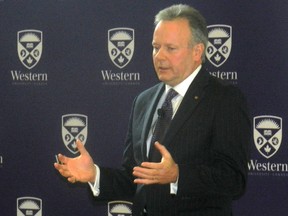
153, 19, 191, 44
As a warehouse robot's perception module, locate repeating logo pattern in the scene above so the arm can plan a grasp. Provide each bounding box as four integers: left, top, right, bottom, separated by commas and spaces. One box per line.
108, 200, 132, 216
17, 30, 43, 69
17, 197, 42, 216
108, 28, 134, 69
62, 114, 88, 154
206, 25, 232, 67
254, 115, 282, 159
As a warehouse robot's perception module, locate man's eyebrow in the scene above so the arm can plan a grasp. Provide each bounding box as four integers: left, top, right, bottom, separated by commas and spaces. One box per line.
152, 42, 177, 46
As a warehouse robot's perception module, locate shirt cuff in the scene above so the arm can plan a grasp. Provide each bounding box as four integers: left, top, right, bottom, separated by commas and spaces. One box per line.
170, 176, 179, 194
88, 164, 100, 196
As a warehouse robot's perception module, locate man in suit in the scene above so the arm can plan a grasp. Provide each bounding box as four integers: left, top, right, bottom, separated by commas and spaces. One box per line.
54, 4, 250, 216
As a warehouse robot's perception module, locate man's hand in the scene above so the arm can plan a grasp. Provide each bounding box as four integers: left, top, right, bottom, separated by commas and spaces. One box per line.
54, 140, 96, 183
133, 142, 179, 185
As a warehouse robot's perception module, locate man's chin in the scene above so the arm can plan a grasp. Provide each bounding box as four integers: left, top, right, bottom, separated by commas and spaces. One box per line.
158, 78, 176, 86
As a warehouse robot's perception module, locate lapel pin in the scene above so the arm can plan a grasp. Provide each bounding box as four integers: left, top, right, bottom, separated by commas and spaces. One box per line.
194, 96, 199, 100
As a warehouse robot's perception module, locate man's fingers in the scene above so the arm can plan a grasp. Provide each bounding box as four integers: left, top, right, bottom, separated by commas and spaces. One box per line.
57, 153, 70, 165
68, 177, 77, 183
132, 142, 178, 185
133, 166, 158, 184
154, 142, 170, 158
133, 166, 157, 178
140, 161, 161, 169
54, 163, 71, 177
54, 162, 61, 170
134, 177, 158, 185
75, 139, 88, 155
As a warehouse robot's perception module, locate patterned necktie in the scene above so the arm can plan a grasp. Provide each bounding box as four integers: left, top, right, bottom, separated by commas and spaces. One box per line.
149, 88, 178, 162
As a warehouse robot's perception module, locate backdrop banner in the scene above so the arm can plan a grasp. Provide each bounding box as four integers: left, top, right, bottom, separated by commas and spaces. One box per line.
1, 1, 288, 215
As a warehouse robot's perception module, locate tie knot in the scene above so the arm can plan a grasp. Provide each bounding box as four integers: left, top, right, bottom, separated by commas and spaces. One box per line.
166, 88, 178, 102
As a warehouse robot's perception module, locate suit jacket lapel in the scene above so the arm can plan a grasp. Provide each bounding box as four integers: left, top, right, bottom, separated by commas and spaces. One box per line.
163, 69, 210, 147
140, 83, 165, 160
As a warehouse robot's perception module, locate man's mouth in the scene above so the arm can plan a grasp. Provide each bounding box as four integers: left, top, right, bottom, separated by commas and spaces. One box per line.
158, 66, 169, 71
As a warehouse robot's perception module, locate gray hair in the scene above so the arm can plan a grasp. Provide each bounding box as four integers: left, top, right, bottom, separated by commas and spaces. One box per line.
154, 4, 208, 62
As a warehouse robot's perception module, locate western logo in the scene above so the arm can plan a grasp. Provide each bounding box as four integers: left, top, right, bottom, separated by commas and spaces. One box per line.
108, 200, 132, 216
206, 25, 232, 67
17, 197, 42, 216
253, 115, 282, 159
62, 114, 88, 154
11, 29, 47, 86
17, 30, 43, 70
108, 28, 134, 69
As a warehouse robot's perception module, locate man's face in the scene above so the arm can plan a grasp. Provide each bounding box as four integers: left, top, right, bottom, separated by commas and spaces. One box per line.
152, 19, 202, 87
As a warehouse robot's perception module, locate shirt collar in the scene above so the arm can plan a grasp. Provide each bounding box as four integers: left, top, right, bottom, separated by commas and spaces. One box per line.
165, 65, 202, 97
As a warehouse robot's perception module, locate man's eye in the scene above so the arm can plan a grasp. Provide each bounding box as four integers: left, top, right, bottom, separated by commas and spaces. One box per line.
153, 47, 160, 52
167, 47, 176, 51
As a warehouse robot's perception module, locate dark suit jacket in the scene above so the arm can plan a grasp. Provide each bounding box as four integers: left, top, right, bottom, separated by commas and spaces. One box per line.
97, 67, 251, 216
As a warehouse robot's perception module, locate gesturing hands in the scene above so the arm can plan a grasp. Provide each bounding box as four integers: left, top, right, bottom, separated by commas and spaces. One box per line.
133, 142, 179, 185
54, 141, 178, 185
54, 140, 96, 183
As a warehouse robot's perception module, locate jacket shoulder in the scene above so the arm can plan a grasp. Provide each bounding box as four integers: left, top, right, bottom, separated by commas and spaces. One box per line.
135, 83, 163, 104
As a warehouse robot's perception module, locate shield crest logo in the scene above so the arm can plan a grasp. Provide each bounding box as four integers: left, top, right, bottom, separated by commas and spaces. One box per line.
17, 30, 43, 69
253, 115, 282, 159
108, 200, 133, 216
62, 114, 88, 154
206, 25, 232, 67
108, 28, 134, 69
17, 197, 42, 216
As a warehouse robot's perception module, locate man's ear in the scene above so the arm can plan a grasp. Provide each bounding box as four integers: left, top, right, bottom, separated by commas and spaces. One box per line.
193, 43, 205, 61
